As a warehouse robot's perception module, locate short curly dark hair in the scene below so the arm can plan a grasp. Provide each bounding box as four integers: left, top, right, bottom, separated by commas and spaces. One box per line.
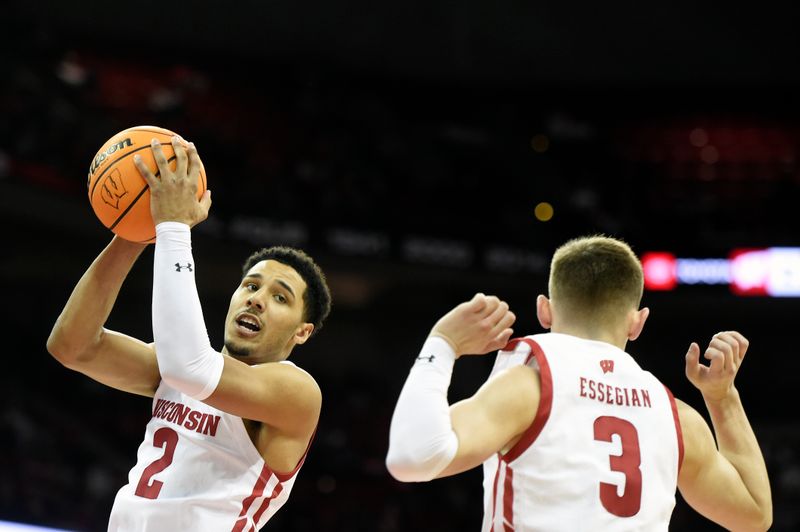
241, 246, 332, 336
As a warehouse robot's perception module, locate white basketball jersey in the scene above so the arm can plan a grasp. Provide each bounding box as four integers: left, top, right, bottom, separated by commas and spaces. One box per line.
482, 333, 683, 532
108, 362, 312, 532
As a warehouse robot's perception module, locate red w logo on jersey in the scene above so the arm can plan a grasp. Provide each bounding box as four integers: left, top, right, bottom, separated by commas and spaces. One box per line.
600, 360, 614, 374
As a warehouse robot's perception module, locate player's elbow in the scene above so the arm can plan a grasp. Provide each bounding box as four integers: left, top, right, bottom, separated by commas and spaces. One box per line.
385, 435, 457, 483
747, 492, 773, 532
748, 507, 773, 532
385, 450, 435, 482
155, 346, 224, 400
732, 502, 772, 532
46, 326, 93, 368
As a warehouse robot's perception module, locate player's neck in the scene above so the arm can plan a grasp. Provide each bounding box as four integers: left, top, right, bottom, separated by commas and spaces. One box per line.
221, 346, 291, 365
550, 324, 628, 351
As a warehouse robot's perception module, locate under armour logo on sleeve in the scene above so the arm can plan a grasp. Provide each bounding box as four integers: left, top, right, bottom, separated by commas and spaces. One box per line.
416, 354, 436, 363
175, 262, 193, 272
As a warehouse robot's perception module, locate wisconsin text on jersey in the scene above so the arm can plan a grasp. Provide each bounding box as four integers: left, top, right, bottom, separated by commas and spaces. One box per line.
152, 398, 221, 436
578, 377, 653, 408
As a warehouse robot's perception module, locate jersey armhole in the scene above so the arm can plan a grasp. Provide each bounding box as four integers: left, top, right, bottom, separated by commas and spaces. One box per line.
663, 385, 685, 473
500, 337, 553, 463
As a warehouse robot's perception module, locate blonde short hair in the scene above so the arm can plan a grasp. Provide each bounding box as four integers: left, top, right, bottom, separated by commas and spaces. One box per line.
549, 235, 644, 326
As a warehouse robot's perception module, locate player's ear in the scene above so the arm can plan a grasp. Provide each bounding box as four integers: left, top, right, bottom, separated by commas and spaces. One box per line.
627, 307, 650, 341
536, 295, 552, 330
293, 323, 314, 345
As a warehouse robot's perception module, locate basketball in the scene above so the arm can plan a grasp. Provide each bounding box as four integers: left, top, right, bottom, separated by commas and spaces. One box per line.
87, 125, 207, 243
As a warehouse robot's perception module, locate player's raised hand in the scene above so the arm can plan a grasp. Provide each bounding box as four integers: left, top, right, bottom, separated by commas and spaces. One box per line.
685, 331, 749, 402
430, 293, 516, 357
134, 136, 212, 228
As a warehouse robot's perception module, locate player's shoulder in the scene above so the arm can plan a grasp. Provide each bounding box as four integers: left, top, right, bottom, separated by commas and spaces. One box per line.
487, 362, 540, 393
674, 397, 705, 429
256, 360, 321, 396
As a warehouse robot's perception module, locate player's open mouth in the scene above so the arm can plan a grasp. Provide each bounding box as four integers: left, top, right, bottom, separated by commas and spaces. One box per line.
235, 313, 262, 337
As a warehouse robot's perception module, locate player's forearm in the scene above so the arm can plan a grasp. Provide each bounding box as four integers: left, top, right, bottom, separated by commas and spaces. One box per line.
705, 388, 772, 528
47, 237, 147, 361
386, 336, 459, 482
152, 222, 223, 400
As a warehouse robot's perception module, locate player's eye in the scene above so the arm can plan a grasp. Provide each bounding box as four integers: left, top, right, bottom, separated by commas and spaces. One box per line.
274, 293, 287, 304
246, 283, 258, 291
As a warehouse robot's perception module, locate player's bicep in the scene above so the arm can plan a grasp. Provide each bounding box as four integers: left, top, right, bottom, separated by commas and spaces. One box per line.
676, 400, 760, 528
437, 365, 539, 478
204, 358, 321, 436
66, 329, 160, 397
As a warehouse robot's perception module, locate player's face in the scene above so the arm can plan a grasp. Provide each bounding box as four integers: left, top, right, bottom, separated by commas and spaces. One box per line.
223, 259, 309, 362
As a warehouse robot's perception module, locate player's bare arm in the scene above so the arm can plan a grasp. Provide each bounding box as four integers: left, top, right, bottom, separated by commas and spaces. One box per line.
47, 236, 161, 397
437, 364, 539, 478
209, 358, 322, 436
676, 331, 772, 532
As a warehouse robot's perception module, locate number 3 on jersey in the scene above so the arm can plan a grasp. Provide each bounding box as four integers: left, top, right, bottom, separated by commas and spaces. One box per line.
593, 416, 642, 517
135, 427, 179, 499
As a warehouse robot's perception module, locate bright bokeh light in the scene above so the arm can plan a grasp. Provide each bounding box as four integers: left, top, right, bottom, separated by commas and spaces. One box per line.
534, 201, 554, 221
642, 252, 678, 290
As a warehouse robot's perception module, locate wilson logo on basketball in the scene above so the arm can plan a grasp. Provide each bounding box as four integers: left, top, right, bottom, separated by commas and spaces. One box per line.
600, 360, 614, 374
100, 169, 129, 209
89, 137, 133, 177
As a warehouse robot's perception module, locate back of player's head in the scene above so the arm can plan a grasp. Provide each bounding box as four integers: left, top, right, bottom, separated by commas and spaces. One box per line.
549, 235, 643, 326
242, 246, 332, 336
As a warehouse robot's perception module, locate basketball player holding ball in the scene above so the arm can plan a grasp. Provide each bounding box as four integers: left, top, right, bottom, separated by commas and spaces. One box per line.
386, 237, 772, 531
48, 136, 332, 531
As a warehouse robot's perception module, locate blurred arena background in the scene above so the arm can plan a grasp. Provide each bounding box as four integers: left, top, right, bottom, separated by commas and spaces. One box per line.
1, 1, 798, 530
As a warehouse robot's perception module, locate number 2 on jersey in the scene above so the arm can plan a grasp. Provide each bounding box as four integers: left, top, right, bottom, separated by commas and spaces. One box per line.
593, 416, 642, 517
135, 427, 179, 499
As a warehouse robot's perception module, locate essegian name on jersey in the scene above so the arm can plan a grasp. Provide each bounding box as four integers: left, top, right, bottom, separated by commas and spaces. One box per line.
152, 398, 222, 436
578, 377, 653, 408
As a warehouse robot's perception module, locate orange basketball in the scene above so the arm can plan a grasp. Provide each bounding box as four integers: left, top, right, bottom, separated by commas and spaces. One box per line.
87, 125, 207, 243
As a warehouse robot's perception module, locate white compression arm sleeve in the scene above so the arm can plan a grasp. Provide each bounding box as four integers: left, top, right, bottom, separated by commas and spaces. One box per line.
386, 335, 459, 482
152, 222, 224, 400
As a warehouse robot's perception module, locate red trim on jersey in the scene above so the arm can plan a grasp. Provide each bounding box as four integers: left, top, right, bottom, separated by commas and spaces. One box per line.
232, 426, 317, 530
232, 463, 273, 532
500, 338, 553, 463
664, 385, 684, 472
489, 459, 503, 527
502, 464, 515, 531
251, 482, 285, 526
273, 426, 318, 482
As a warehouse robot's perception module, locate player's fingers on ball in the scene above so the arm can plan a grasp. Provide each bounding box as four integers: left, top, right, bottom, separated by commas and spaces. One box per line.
150, 139, 170, 175
187, 142, 202, 178
172, 136, 188, 176
133, 154, 157, 186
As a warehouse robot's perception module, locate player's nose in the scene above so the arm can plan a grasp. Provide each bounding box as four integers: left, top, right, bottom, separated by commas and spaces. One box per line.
246, 292, 265, 312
